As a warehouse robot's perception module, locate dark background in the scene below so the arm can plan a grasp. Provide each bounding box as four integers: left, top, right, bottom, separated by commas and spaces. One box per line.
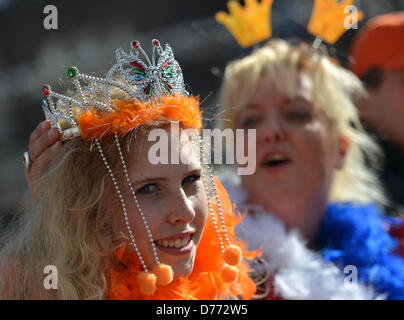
0, 0, 403, 221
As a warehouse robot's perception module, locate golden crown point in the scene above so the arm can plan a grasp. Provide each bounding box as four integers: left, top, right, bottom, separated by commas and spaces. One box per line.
215, 0, 274, 48
307, 0, 364, 44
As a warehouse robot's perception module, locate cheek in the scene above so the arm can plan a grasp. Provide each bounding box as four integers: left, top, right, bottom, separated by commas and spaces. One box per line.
132, 198, 166, 236
374, 84, 404, 118
124, 200, 164, 263
192, 187, 209, 236
289, 121, 336, 179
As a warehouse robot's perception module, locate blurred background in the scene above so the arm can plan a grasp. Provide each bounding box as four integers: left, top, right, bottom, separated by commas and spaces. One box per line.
0, 0, 403, 224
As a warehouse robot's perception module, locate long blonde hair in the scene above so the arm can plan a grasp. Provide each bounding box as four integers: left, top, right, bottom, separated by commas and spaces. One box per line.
0, 132, 135, 299
219, 39, 386, 205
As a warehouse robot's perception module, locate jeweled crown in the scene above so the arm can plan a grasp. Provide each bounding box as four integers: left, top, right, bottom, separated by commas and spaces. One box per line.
41, 39, 188, 140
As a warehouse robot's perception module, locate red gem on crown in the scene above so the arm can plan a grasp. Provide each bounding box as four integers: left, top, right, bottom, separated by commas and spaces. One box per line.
130, 61, 146, 71
132, 40, 140, 49
42, 84, 50, 96
152, 39, 160, 47
144, 83, 152, 95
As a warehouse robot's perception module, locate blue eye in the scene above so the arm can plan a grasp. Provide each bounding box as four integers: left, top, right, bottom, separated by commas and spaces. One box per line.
182, 174, 201, 185
136, 183, 156, 195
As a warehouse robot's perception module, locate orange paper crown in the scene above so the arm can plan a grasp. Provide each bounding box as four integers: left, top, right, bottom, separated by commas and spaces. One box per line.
215, 0, 274, 48
307, 0, 364, 44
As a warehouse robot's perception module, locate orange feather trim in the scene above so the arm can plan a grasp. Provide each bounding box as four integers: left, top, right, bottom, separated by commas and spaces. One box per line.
78, 94, 203, 140
107, 176, 260, 300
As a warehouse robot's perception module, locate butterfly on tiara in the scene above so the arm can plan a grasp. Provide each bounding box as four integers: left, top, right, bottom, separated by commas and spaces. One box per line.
115, 39, 188, 101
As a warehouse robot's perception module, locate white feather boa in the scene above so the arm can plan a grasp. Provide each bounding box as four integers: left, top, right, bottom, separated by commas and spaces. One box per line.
219, 173, 376, 300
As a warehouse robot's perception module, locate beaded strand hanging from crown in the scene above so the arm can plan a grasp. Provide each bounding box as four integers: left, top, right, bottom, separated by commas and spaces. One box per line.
41, 39, 243, 296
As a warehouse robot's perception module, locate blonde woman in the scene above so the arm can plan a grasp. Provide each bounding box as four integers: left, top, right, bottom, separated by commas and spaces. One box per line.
0, 40, 257, 300
219, 39, 404, 300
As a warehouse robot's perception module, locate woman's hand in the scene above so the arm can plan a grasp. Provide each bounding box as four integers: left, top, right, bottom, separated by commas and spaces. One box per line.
25, 120, 62, 200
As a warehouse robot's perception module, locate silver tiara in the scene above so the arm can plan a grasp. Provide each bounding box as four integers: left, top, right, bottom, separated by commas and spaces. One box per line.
41, 39, 188, 140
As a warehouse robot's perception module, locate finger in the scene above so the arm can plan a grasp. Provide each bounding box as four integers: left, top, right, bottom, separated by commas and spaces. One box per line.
29, 120, 51, 146
28, 141, 62, 180
29, 127, 60, 161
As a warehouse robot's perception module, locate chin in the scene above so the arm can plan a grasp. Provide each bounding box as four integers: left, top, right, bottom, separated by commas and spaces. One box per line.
171, 255, 196, 279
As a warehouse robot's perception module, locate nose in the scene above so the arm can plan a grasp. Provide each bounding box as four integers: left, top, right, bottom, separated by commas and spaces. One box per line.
167, 187, 196, 225
258, 113, 284, 144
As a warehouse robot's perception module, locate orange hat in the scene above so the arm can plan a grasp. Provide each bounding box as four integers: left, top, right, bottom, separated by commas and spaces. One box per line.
350, 12, 404, 77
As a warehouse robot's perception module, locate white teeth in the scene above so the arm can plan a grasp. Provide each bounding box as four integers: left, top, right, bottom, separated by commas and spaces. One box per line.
262, 153, 289, 165
157, 235, 191, 248
181, 237, 188, 247
174, 239, 182, 248
265, 154, 286, 161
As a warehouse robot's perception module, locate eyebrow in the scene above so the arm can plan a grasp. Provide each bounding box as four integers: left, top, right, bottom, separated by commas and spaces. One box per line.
235, 104, 262, 123
242, 96, 312, 111
130, 167, 202, 186
242, 103, 262, 110
130, 177, 167, 186
185, 168, 203, 177
286, 96, 311, 104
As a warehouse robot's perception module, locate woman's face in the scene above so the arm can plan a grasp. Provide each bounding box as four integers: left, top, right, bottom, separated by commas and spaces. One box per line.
236, 74, 345, 235
115, 127, 208, 279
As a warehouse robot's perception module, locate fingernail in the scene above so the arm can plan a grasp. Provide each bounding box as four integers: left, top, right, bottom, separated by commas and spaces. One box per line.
48, 129, 58, 138
41, 120, 51, 130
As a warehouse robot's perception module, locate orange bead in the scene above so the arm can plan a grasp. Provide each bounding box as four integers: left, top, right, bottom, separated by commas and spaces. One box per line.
221, 264, 239, 283
153, 263, 174, 286
137, 271, 157, 296
223, 244, 242, 266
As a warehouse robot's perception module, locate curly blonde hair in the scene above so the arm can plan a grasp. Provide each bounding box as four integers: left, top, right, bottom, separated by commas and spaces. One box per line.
0, 132, 134, 299
219, 39, 386, 206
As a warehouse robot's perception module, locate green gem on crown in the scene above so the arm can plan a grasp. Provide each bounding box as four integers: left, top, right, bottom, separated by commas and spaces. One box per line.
66, 66, 78, 79
164, 67, 173, 78
147, 85, 153, 97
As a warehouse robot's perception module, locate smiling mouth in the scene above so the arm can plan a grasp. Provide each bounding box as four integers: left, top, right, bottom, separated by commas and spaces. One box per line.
261, 153, 291, 168
154, 234, 192, 249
